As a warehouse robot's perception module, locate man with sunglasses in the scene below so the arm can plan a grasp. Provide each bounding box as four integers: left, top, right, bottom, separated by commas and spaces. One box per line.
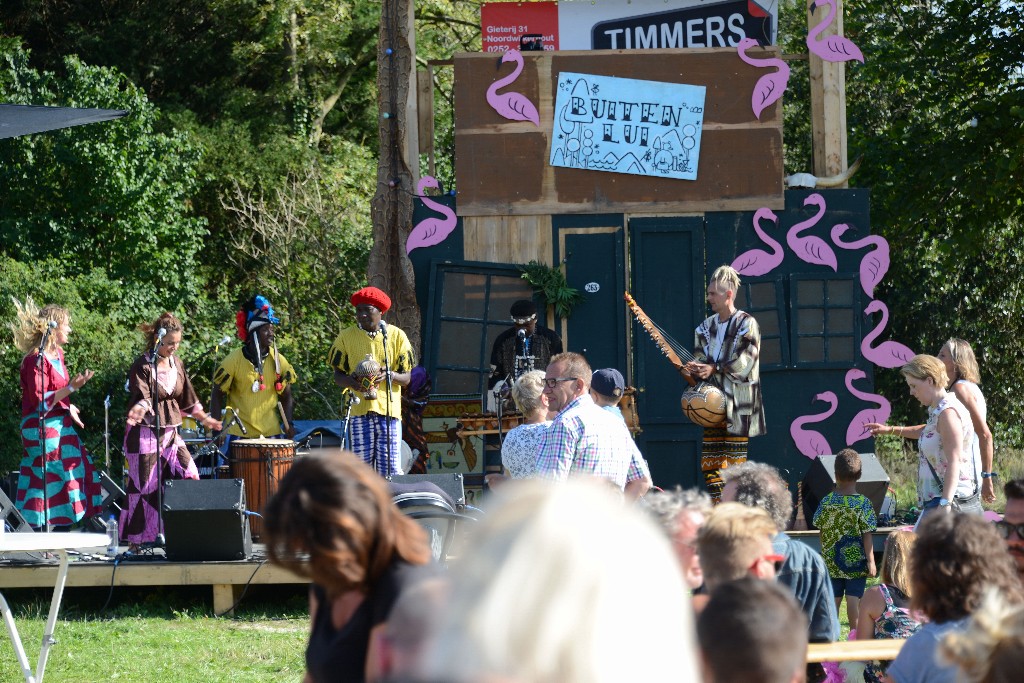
998, 479, 1024, 579
534, 352, 652, 499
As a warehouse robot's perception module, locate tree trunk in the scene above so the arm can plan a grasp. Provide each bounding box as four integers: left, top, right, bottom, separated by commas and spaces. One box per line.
368, 0, 421, 357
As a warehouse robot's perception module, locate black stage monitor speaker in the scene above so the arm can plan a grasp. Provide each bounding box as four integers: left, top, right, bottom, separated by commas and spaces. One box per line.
389, 473, 465, 507
163, 479, 252, 561
802, 452, 890, 527
0, 487, 32, 533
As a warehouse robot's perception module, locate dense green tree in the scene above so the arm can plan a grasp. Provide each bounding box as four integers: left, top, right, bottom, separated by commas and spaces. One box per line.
0, 40, 207, 300
779, 0, 1024, 438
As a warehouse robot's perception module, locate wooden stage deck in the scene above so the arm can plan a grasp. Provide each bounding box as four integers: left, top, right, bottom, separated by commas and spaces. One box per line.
0, 547, 308, 615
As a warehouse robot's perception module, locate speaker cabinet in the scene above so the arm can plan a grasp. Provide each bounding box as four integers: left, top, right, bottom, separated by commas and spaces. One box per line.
389, 473, 465, 507
0, 487, 32, 533
163, 479, 252, 561
802, 452, 890, 527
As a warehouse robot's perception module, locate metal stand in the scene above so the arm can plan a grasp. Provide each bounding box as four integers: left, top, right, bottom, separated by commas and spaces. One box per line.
149, 348, 165, 547
381, 328, 395, 473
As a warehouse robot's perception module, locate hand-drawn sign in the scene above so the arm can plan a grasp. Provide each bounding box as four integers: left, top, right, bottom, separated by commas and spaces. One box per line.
549, 72, 706, 181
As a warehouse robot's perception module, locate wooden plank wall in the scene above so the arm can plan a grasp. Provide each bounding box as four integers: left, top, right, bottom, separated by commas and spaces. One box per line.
463, 214, 554, 265
454, 48, 784, 217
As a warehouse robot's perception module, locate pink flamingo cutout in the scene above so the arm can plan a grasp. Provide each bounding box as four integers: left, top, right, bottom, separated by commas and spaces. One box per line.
407, 176, 457, 254
731, 208, 784, 276
862, 300, 915, 368
736, 38, 791, 120
486, 49, 540, 126
807, 0, 865, 63
830, 223, 890, 298
844, 368, 891, 446
786, 193, 838, 271
790, 391, 838, 459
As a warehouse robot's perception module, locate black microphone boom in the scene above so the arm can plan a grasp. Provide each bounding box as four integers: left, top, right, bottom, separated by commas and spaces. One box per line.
38, 320, 58, 351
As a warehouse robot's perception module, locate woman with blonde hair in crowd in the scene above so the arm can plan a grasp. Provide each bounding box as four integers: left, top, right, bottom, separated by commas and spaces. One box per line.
856, 530, 921, 683
495, 370, 552, 482
867, 354, 981, 517
121, 312, 222, 549
10, 297, 102, 530
938, 338, 996, 504
263, 452, 431, 683
940, 588, 1024, 683
416, 478, 699, 683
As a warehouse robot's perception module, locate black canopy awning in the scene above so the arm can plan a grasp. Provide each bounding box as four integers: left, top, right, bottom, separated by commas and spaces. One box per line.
0, 103, 129, 139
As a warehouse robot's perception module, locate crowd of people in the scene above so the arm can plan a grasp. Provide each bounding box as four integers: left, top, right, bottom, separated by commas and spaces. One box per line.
11, 274, 1024, 683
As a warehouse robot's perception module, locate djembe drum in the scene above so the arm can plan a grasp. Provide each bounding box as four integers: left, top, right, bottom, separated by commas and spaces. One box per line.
229, 438, 297, 539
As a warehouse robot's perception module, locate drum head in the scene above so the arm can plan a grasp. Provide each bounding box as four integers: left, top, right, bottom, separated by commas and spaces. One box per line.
232, 438, 295, 447
398, 440, 414, 475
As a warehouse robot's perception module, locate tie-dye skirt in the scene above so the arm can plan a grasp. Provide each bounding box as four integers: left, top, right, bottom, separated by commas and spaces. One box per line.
17, 412, 103, 528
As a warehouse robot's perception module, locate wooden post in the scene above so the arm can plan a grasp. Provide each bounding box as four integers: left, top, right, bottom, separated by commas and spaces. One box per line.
369, 0, 422, 354
808, 0, 849, 182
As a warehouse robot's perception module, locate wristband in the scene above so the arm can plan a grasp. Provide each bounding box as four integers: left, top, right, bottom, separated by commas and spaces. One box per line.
982, 471, 998, 479
68, 385, 76, 394
938, 497, 951, 507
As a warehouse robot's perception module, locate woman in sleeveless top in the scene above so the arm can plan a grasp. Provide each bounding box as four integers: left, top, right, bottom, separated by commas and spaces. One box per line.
867, 354, 979, 516
857, 530, 922, 682
938, 339, 996, 505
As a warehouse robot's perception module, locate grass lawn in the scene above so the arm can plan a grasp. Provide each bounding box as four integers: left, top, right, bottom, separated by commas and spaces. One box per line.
0, 585, 308, 682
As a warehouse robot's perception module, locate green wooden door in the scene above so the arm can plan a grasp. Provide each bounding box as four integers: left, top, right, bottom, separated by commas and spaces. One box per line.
629, 216, 706, 490
555, 215, 627, 372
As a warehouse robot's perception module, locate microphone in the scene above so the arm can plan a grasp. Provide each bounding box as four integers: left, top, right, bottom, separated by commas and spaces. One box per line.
379, 320, 388, 338
38, 320, 58, 351
517, 328, 526, 340
217, 335, 231, 346
155, 327, 167, 348
225, 406, 247, 435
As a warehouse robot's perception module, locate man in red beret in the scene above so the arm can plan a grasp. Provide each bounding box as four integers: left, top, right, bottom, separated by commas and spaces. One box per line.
328, 286, 415, 476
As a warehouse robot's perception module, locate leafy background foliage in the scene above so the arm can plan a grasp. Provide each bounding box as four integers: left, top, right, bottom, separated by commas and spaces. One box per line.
1, 0, 1023, 477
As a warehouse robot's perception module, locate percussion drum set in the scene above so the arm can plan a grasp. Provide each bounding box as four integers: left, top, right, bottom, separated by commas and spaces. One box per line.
181, 418, 300, 540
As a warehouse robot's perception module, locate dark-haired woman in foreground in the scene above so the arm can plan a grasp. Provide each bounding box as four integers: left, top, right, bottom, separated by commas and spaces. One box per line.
263, 451, 431, 683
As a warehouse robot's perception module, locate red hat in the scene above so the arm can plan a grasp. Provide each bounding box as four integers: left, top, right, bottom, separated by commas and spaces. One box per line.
350, 286, 392, 313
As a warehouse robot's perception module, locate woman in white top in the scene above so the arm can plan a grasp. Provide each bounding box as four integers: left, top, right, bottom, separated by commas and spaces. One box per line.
867, 354, 980, 516
490, 370, 552, 482
938, 338, 996, 504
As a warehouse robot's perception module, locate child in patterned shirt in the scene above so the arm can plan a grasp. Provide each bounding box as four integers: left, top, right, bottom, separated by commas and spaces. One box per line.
813, 448, 878, 632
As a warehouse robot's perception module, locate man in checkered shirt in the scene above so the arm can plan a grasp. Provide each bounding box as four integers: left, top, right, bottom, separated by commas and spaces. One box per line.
534, 352, 652, 499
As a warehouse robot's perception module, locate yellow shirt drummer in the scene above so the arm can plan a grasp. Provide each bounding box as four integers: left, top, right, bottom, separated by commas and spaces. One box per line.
211, 296, 297, 468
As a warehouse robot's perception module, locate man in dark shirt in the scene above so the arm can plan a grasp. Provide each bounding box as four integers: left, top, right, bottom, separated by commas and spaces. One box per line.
488, 300, 563, 390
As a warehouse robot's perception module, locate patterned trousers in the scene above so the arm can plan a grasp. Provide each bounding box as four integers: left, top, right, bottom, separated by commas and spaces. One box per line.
701, 427, 749, 503
350, 413, 403, 477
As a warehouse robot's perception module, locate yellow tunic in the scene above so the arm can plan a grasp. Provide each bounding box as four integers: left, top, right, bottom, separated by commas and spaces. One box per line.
327, 325, 415, 419
213, 348, 296, 437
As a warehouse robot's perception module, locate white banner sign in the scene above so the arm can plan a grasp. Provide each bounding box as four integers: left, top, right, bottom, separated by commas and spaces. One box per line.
549, 72, 706, 181
558, 0, 777, 49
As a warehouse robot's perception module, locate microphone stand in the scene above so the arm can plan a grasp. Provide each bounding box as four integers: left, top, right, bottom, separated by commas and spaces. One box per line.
104, 395, 111, 472
380, 323, 394, 474
150, 341, 165, 547
36, 326, 53, 532
340, 392, 359, 450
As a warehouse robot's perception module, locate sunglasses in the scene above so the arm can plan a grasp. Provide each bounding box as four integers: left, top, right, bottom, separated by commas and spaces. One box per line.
994, 520, 1024, 540
543, 377, 578, 389
750, 553, 786, 573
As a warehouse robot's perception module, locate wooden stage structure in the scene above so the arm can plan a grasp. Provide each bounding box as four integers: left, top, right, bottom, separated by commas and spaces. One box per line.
0, 548, 308, 616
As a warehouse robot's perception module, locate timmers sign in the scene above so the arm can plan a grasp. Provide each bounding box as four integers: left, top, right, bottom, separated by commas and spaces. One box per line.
481, 0, 777, 53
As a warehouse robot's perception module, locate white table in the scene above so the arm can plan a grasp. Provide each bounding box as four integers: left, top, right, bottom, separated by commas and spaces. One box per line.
0, 533, 109, 683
